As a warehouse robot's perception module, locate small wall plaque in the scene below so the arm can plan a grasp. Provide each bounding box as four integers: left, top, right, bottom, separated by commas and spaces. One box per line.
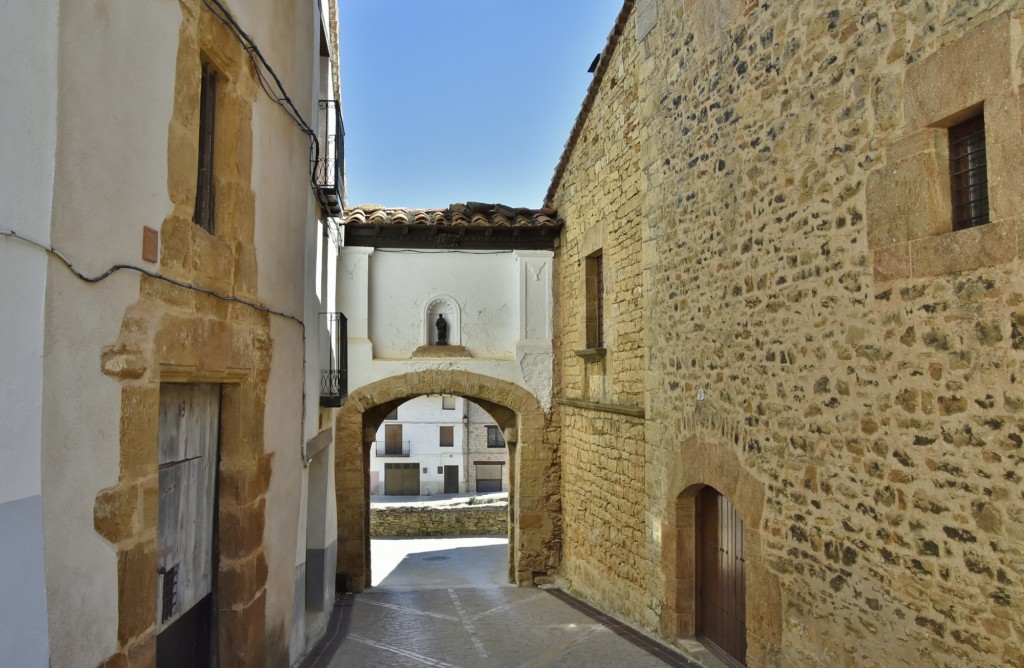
142, 226, 159, 263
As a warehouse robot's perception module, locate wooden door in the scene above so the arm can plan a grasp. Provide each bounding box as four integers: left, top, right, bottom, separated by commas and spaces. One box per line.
696, 486, 746, 666
385, 424, 403, 455
384, 463, 419, 495
443, 465, 459, 493
157, 383, 220, 668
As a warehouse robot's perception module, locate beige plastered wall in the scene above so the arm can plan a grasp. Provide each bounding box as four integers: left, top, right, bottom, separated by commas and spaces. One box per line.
551, 1, 1024, 666
41, 0, 320, 665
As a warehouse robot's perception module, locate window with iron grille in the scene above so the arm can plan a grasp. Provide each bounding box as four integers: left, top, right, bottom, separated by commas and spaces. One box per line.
194, 63, 217, 233
486, 425, 505, 449
585, 252, 604, 348
439, 426, 454, 447
949, 112, 989, 231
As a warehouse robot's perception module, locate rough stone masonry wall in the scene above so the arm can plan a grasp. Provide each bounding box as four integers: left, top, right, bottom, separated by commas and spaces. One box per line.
550, 4, 651, 624
629, 1, 1024, 667
370, 504, 508, 537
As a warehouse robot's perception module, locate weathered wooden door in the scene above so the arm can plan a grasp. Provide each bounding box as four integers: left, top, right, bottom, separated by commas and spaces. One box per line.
384, 424, 403, 455
696, 486, 747, 666
384, 462, 419, 495
157, 383, 220, 668
443, 465, 459, 493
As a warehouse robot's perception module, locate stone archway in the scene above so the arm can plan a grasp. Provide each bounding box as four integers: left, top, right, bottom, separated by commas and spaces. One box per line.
661, 436, 782, 666
334, 370, 558, 591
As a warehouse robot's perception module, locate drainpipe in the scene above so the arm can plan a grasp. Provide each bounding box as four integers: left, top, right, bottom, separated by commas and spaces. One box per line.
462, 407, 470, 493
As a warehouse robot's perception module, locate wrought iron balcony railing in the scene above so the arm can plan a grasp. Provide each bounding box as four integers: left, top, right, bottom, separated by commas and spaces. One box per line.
320, 370, 346, 408
312, 99, 344, 216
374, 441, 411, 457
319, 312, 347, 407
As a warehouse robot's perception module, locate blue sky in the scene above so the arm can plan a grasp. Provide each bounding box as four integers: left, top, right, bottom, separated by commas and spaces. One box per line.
339, 0, 623, 210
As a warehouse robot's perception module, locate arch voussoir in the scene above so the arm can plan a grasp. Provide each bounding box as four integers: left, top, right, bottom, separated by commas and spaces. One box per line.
334, 369, 554, 591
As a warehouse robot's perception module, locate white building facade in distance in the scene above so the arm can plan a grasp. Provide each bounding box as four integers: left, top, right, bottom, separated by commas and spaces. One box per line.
369, 395, 510, 496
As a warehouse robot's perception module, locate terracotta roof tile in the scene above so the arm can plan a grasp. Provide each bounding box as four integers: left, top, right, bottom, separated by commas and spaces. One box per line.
344, 202, 560, 229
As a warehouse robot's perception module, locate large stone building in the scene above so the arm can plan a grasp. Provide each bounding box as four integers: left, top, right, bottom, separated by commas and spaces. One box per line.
1, 0, 344, 665
544, 1, 1024, 666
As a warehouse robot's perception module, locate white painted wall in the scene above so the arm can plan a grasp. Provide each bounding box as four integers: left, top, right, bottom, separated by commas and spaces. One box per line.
38, 0, 184, 663
293, 3, 342, 660
0, 0, 57, 507
338, 247, 555, 411
0, 1, 58, 662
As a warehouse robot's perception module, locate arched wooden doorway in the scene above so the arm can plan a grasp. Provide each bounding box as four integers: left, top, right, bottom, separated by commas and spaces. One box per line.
696, 486, 747, 666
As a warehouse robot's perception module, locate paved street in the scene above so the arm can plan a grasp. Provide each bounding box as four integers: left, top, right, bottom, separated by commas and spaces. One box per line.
300, 537, 696, 667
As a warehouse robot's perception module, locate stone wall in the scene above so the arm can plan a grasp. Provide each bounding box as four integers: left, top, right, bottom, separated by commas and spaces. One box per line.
549, 0, 651, 626
371, 504, 508, 537
550, 1, 1024, 666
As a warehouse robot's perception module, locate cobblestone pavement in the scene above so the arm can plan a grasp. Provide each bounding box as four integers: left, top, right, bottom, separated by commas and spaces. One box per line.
300, 538, 696, 668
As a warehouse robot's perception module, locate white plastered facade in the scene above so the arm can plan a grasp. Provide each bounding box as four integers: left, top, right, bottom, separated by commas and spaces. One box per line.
338, 246, 555, 411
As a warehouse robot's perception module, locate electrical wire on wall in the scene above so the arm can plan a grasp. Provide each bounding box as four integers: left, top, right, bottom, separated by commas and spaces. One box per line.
1, 228, 318, 467
196, 0, 347, 454
1, 228, 303, 326
201, 0, 348, 253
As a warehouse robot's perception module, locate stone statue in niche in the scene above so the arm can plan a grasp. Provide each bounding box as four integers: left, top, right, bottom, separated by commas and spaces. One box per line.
435, 313, 449, 345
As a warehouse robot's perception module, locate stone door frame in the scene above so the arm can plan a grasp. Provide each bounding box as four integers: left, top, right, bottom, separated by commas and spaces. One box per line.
334, 370, 558, 590
661, 436, 782, 666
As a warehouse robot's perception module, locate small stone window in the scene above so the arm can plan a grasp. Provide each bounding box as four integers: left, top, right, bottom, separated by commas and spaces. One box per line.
194, 62, 217, 233
441, 395, 455, 410
949, 112, 989, 231
439, 426, 454, 448
486, 425, 504, 449
585, 252, 604, 349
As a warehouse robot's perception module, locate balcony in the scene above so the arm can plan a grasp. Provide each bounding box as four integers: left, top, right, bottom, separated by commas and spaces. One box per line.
375, 441, 411, 457
319, 312, 348, 407
312, 99, 344, 216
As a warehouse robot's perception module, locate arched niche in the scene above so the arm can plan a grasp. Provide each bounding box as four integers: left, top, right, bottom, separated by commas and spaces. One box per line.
423, 295, 461, 346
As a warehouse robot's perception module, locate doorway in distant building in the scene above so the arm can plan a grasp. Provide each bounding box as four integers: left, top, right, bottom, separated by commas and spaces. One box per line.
384, 462, 420, 495
156, 383, 220, 668
696, 486, 746, 666
443, 465, 459, 493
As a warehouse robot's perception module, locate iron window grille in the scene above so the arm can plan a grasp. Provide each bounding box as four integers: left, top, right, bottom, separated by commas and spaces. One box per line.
949, 113, 989, 231
486, 425, 505, 448
319, 312, 347, 407
194, 64, 217, 233
585, 252, 604, 349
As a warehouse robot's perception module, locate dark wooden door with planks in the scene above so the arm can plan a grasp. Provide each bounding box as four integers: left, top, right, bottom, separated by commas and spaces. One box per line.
443, 465, 459, 493
696, 486, 747, 667
156, 383, 221, 668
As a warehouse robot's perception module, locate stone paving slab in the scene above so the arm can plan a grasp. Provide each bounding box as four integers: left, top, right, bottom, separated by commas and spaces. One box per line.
298, 537, 697, 668
309, 587, 695, 668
